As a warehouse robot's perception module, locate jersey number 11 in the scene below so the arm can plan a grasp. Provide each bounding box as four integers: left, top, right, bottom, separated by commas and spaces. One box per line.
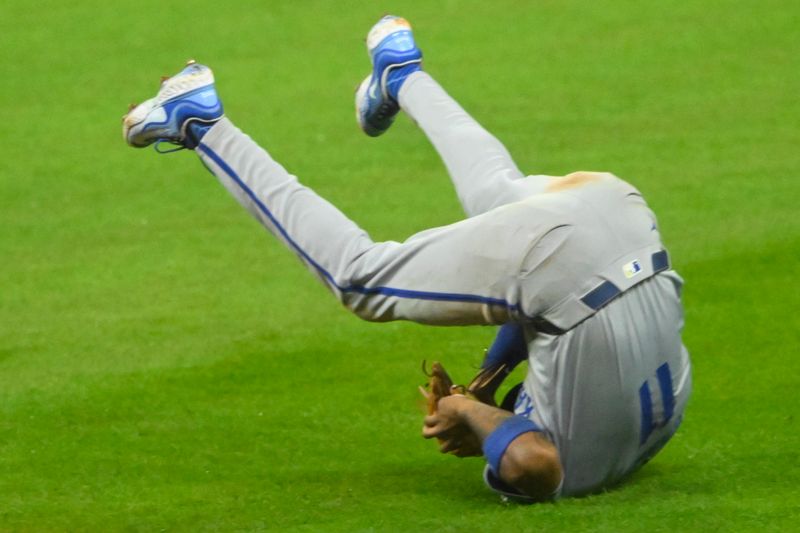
639, 363, 674, 445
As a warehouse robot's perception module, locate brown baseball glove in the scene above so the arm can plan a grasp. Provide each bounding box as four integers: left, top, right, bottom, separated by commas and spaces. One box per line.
420, 360, 508, 457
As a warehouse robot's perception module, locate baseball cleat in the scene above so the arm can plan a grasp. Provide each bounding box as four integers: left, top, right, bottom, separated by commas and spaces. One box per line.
123, 60, 223, 151
355, 15, 422, 137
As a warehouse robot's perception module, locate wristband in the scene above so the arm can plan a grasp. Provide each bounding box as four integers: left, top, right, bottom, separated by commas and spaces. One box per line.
482, 415, 541, 474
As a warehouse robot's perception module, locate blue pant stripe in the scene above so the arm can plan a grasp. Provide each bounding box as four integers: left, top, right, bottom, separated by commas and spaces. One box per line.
197, 142, 519, 311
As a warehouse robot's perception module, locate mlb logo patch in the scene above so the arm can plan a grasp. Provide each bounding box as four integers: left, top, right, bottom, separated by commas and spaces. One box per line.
623, 259, 642, 278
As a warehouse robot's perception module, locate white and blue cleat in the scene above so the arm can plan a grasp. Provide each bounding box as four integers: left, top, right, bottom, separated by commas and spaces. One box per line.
355, 16, 423, 137
123, 60, 223, 151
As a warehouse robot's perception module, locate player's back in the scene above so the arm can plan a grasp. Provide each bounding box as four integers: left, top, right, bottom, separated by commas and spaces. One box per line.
523, 271, 691, 496
513, 172, 692, 496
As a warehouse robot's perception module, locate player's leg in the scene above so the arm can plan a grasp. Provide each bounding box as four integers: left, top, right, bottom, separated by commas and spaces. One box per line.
196, 117, 536, 325
123, 64, 539, 326
356, 16, 549, 217
399, 72, 550, 217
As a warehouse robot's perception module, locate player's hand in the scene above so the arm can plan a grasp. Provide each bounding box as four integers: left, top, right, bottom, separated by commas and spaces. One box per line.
422, 394, 466, 437
422, 395, 482, 457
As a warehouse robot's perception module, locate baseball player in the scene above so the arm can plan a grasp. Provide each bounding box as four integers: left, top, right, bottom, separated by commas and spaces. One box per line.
122, 16, 692, 501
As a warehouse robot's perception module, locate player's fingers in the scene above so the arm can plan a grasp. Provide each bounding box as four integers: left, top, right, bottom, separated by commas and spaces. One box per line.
423, 420, 454, 439
422, 424, 443, 439
418, 386, 430, 400
439, 438, 461, 454
423, 414, 439, 427
452, 445, 481, 458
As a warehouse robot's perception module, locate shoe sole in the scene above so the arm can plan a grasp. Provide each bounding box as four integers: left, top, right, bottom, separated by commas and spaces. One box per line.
367, 16, 412, 51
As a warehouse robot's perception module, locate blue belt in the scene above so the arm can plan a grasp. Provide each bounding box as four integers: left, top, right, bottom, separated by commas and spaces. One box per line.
533, 250, 670, 336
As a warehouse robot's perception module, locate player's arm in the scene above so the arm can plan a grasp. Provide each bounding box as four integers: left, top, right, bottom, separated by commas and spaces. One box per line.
423, 394, 562, 500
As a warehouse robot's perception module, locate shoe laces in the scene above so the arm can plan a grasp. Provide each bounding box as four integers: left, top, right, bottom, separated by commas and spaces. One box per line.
153, 139, 188, 154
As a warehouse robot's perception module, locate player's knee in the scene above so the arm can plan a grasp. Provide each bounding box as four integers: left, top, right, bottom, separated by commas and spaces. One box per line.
351, 308, 388, 322
499, 433, 563, 500
341, 297, 389, 323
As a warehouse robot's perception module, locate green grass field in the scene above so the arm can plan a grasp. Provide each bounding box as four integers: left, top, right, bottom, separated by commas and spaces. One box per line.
2, 0, 799, 530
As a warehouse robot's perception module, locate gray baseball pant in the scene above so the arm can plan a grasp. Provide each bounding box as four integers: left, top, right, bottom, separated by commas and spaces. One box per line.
195, 72, 548, 325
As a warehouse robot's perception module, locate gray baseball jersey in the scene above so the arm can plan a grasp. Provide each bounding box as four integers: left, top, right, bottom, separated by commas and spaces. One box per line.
194, 71, 691, 497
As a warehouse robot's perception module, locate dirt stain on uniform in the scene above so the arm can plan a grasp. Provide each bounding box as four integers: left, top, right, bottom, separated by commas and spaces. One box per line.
545, 171, 604, 193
